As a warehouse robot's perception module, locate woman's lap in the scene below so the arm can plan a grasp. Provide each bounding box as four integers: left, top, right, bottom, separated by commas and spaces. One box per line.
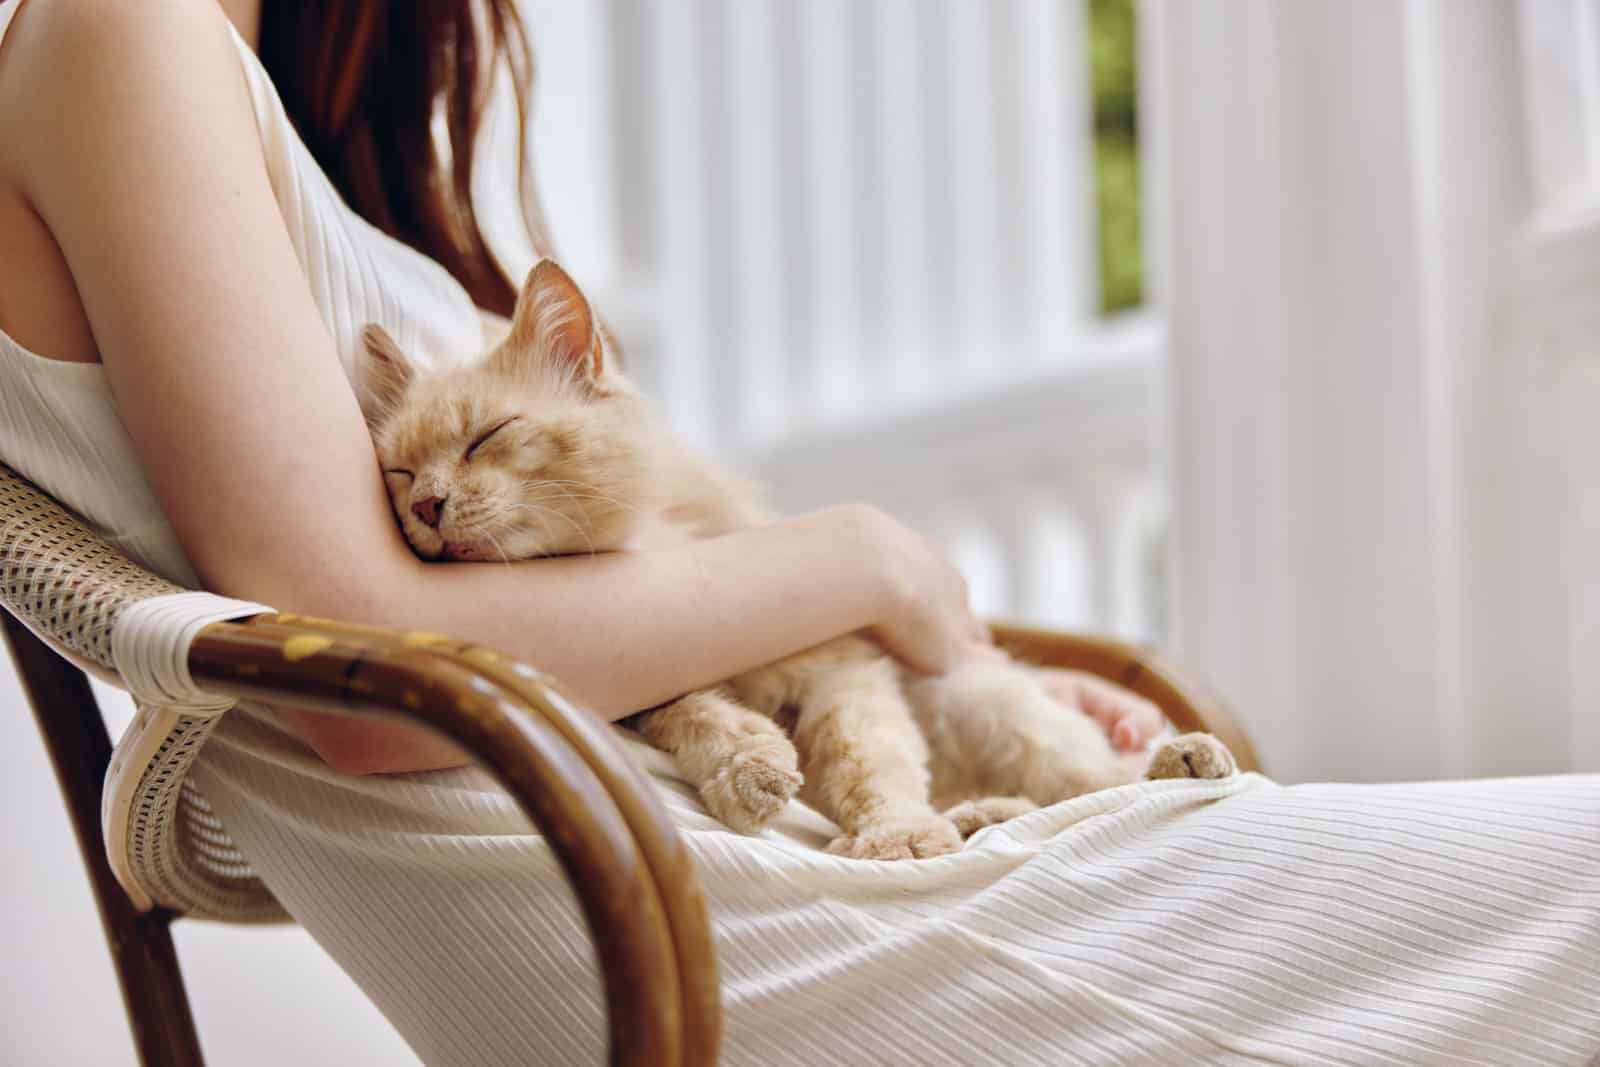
191, 706, 1600, 1067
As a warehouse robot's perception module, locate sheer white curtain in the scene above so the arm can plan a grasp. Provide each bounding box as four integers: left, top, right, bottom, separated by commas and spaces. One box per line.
1152, 0, 1600, 782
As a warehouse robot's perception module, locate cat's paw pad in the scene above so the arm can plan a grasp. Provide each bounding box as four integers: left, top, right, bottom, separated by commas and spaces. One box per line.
826, 817, 963, 860
1147, 732, 1237, 781
943, 796, 1040, 837
701, 749, 803, 834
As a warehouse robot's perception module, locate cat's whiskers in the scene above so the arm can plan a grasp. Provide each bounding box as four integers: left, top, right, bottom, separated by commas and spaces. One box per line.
490, 499, 599, 558
516, 480, 644, 518
482, 529, 511, 565
483, 500, 558, 547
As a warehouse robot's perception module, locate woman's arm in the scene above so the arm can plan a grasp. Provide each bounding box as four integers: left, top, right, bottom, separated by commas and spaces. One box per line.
0, 0, 979, 773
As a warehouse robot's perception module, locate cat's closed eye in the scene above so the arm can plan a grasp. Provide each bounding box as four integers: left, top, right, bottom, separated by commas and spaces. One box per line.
465, 416, 522, 461
384, 468, 414, 480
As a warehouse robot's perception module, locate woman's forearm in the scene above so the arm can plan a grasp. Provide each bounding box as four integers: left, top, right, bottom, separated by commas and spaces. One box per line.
361, 504, 896, 720
266, 505, 897, 775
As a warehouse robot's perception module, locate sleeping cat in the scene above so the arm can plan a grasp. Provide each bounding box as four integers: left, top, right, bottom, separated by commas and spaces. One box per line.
360, 259, 1236, 860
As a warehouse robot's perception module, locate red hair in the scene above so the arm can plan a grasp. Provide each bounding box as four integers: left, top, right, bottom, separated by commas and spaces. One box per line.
259, 1, 550, 317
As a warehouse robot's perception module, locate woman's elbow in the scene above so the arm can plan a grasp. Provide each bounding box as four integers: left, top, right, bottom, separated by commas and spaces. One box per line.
277, 707, 471, 776
207, 542, 423, 629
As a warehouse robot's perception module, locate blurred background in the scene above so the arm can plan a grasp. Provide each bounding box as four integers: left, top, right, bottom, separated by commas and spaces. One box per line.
4, 0, 1600, 1063
523, 0, 1169, 647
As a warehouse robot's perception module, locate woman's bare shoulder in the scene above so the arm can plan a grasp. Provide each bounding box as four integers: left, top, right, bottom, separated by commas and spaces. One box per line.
0, 0, 256, 362
0, 0, 246, 188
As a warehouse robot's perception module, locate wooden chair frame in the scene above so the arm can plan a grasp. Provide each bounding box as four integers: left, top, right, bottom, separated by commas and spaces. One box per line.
6, 607, 1259, 1067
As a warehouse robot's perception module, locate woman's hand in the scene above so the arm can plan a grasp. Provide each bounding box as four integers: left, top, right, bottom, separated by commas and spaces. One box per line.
859, 508, 991, 675
1037, 668, 1164, 752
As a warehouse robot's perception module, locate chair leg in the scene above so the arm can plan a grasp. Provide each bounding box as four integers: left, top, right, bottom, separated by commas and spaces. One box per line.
3, 614, 206, 1067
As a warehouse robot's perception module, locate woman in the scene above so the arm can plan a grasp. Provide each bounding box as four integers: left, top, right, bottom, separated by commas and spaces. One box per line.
1, 2, 1596, 1064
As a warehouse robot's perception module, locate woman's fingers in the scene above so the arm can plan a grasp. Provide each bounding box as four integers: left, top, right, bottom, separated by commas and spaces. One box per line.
1037, 668, 1164, 752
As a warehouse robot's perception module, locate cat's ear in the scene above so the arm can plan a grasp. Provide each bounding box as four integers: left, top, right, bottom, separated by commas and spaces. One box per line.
359, 324, 415, 421
494, 259, 605, 390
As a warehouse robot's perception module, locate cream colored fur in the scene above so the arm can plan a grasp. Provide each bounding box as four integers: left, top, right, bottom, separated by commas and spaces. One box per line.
362, 260, 1236, 860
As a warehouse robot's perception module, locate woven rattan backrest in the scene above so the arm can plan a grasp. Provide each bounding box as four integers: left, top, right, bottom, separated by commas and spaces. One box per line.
0, 462, 285, 922
0, 464, 182, 669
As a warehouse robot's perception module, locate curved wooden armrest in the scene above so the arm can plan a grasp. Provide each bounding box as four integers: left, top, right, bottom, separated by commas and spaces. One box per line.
989, 623, 1262, 774
185, 613, 719, 1067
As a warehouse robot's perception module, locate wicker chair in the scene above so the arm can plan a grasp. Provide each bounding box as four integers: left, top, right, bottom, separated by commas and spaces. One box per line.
0, 461, 1259, 1067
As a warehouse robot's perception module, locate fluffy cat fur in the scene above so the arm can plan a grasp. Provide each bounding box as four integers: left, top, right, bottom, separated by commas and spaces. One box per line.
361, 260, 1236, 860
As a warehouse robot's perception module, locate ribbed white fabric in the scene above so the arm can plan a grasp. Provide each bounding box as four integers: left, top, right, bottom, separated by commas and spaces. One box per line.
4, 4, 1599, 1065
188, 709, 1600, 1067
109, 592, 272, 714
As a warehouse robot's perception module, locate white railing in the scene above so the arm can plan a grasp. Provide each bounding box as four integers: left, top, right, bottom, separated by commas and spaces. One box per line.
754, 314, 1166, 635
521, 0, 1163, 638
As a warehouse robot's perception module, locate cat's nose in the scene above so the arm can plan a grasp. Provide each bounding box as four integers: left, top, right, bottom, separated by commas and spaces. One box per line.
412, 494, 447, 528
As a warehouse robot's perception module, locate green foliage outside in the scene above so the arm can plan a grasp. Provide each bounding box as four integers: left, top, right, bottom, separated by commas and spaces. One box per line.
1089, 0, 1142, 313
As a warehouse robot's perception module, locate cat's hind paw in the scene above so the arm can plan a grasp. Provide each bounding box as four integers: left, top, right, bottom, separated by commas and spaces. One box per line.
826, 816, 963, 860
944, 796, 1040, 837
1146, 732, 1237, 781
701, 748, 803, 834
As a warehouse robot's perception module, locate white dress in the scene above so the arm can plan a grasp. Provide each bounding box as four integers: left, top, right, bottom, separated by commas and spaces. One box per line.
1, 5, 1597, 1065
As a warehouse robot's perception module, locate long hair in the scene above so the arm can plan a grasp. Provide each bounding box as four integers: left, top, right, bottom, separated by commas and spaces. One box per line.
259, 1, 550, 317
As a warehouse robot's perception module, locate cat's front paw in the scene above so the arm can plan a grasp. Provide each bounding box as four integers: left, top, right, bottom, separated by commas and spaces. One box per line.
943, 796, 1040, 837
826, 816, 963, 860
1146, 732, 1237, 780
701, 748, 804, 834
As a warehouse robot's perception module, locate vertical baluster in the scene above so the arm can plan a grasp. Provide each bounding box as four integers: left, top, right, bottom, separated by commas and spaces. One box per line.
847, 7, 891, 416
649, 0, 718, 450
1016, 0, 1098, 346
605, 0, 656, 284
969, 534, 1014, 624
1108, 479, 1168, 641
699, 4, 739, 453
1581, 0, 1600, 182
932, 506, 1010, 622
1066, 475, 1138, 634
795, 0, 866, 426
989, 490, 1050, 625
983, 1, 1029, 361
724, 1, 789, 450
767, 3, 818, 433
989, 495, 1031, 622
992, 495, 1030, 620
942, 1, 1004, 382
1088, 474, 1170, 640
871, 0, 939, 408
917, 3, 963, 386
520, 0, 619, 280
1017, 494, 1096, 631
1518, 0, 1598, 204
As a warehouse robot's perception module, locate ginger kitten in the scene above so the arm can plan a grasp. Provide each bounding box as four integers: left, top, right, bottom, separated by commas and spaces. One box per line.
361, 260, 1236, 860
